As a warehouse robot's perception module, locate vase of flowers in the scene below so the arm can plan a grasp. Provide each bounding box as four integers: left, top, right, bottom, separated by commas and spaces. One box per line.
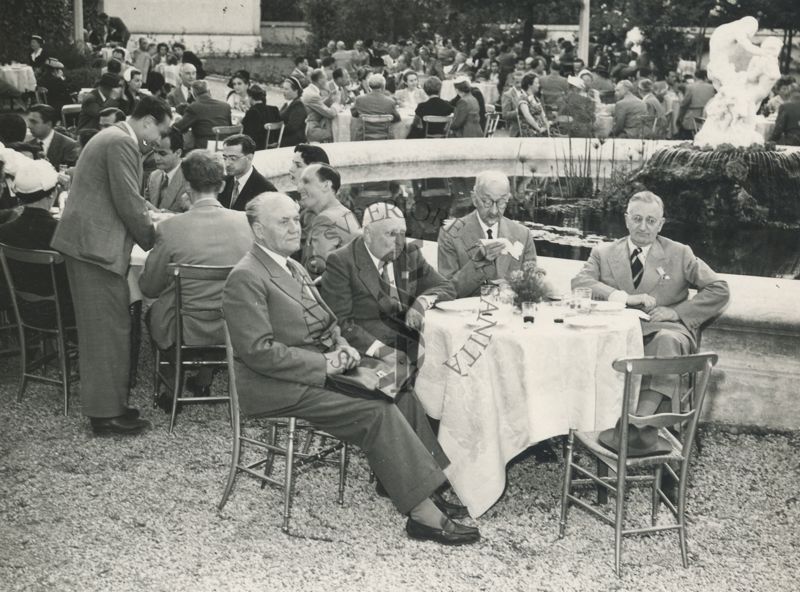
507, 261, 550, 308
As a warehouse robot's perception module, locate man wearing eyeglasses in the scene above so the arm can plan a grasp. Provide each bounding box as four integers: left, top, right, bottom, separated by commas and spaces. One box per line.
572, 191, 729, 415
437, 170, 539, 298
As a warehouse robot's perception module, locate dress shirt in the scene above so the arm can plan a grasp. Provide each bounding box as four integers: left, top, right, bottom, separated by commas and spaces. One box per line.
31, 49, 42, 63
181, 85, 192, 103
256, 243, 291, 274
164, 162, 181, 184
608, 237, 653, 303
230, 166, 254, 208
40, 129, 55, 156
477, 215, 499, 239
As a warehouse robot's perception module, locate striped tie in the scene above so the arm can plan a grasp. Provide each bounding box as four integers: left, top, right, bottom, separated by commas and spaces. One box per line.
630, 247, 643, 289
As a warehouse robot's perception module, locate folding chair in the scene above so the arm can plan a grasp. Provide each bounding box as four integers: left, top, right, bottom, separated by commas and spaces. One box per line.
483, 112, 501, 137
0, 243, 78, 415
422, 114, 453, 138
263, 122, 284, 149
151, 264, 232, 433
218, 323, 348, 534
61, 104, 81, 134
558, 353, 718, 576
211, 125, 243, 152
359, 114, 394, 140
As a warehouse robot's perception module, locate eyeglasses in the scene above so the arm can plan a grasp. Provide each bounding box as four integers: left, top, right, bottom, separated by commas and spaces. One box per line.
222, 153, 246, 162
626, 213, 662, 227
478, 198, 509, 210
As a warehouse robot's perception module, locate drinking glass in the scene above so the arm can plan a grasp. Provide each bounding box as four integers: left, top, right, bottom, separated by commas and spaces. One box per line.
521, 301, 536, 326
573, 287, 592, 314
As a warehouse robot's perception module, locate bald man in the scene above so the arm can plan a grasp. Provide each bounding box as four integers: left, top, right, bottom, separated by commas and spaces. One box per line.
223, 193, 479, 545
437, 170, 540, 297
167, 63, 197, 109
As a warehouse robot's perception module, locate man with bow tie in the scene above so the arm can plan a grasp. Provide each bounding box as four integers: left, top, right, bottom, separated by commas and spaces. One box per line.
572, 191, 730, 414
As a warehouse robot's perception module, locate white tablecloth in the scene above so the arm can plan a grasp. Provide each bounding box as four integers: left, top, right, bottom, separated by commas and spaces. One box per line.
440, 80, 456, 101
332, 108, 415, 142
128, 244, 149, 304
438, 80, 498, 106
415, 306, 644, 517
756, 116, 776, 142
0, 65, 36, 93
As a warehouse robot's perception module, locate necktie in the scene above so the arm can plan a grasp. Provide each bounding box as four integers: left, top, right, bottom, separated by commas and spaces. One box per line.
630, 247, 644, 289
380, 263, 400, 305
287, 259, 334, 349
229, 180, 240, 209
486, 228, 493, 239
157, 172, 169, 208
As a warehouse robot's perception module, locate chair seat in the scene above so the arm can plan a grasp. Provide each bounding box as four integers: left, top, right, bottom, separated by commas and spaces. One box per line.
575, 428, 684, 468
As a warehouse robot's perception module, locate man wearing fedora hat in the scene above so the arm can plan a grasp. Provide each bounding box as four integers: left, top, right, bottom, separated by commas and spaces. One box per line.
39, 58, 74, 116
77, 73, 123, 131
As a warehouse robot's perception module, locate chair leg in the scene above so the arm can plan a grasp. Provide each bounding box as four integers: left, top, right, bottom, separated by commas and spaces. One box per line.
261, 422, 278, 489
168, 362, 183, 434
337, 443, 348, 505
56, 333, 70, 416
281, 417, 297, 534
152, 346, 161, 407
677, 464, 690, 568
558, 430, 576, 538
613, 465, 627, 577
128, 301, 142, 391
597, 460, 609, 505
218, 406, 242, 511
16, 326, 27, 401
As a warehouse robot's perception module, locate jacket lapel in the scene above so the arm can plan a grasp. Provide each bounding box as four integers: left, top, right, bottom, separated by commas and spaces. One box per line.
637, 237, 667, 294
355, 238, 385, 303
609, 238, 635, 293
496, 217, 512, 278
456, 211, 482, 260
251, 245, 303, 305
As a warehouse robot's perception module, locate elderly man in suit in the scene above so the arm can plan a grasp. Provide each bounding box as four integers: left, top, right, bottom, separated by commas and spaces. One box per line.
217, 134, 277, 211
172, 80, 231, 149
438, 171, 539, 298
25, 104, 79, 169
297, 163, 360, 278
140, 151, 252, 402
351, 74, 400, 140
77, 73, 122, 131
301, 69, 337, 143
612, 80, 649, 138
572, 191, 730, 415
501, 72, 525, 137
224, 192, 480, 545
51, 96, 173, 435
145, 129, 190, 212
167, 63, 197, 109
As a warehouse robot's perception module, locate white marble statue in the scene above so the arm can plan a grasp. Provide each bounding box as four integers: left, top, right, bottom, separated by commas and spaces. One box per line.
694, 17, 782, 148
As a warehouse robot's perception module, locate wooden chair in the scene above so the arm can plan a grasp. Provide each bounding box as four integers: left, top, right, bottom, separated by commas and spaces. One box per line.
0, 243, 78, 415
558, 353, 718, 576
358, 114, 394, 141
218, 322, 349, 534
263, 122, 284, 149
211, 125, 243, 152
60, 104, 81, 134
422, 114, 453, 139
483, 112, 501, 137
34, 87, 48, 105
151, 264, 233, 433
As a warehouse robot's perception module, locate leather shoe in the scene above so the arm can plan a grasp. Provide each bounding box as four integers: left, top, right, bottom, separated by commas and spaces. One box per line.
406, 516, 480, 546
123, 407, 140, 420
432, 491, 469, 520
185, 375, 211, 398
375, 479, 389, 498
90, 415, 151, 436
154, 392, 178, 415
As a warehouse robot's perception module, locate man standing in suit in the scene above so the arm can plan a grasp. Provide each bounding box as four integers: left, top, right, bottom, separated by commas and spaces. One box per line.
145, 129, 190, 212
572, 191, 729, 414
140, 151, 252, 401
351, 74, 400, 140
217, 134, 277, 211
51, 96, 172, 435
172, 80, 231, 149
26, 104, 79, 169
301, 69, 337, 143
438, 171, 539, 298
224, 192, 479, 545
501, 72, 525, 137
77, 73, 122, 131
167, 63, 197, 110
297, 164, 360, 278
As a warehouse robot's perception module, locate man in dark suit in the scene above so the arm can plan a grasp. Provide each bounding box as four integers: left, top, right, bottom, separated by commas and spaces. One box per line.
224, 192, 479, 545
350, 74, 400, 140
51, 96, 173, 436
408, 76, 454, 139
771, 86, 800, 145
172, 80, 231, 149
26, 104, 79, 169
145, 129, 190, 212
76, 73, 122, 131
39, 58, 74, 116
217, 134, 277, 211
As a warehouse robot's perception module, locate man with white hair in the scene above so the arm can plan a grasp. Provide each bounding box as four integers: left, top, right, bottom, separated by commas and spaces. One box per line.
350, 74, 400, 140
223, 193, 479, 545
437, 171, 539, 298
172, 80, 232, 149
612, 79, 648, 138
167, 62, 197, 109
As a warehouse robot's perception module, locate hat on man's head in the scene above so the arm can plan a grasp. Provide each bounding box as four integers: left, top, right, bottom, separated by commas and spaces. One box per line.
567, 75, 585, 91
99, 73, 121, 89
598, 418, 674, 457
453, 75, 471, 92
12, 159, 58, 200
45, 57, 65, 69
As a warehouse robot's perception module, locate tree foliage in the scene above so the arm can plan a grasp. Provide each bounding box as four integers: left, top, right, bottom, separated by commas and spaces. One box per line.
0, 0, 74, 63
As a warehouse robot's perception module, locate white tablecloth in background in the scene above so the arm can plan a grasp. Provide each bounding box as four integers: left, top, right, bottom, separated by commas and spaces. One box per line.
415, 306, 644, 517
438, 80, 498, 106
332, 108, 415, 142
128, 244, 148, 304
0, 65, 36, 92
440, 80, 457, 101
756, 116, 776, 142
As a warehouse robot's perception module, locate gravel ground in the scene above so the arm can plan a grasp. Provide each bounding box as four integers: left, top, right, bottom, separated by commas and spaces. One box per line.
0, 334, 797, 592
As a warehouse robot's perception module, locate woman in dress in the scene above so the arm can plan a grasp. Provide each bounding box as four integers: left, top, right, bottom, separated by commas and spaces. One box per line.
242, 85, 281, 150
518, 73, 549, 137
449, 78, 482, 138
226, 69, 252, 111
279, 77, 307, 147
395, 71, 427, 110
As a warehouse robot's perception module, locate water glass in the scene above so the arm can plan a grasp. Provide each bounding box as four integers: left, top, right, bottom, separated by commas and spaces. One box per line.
521, 301, 536, 326
480, 284, 497, 302
573, 288, 592, 314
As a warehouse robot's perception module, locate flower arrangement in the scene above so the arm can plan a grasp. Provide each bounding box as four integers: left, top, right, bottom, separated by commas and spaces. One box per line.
506, 261, 550, 307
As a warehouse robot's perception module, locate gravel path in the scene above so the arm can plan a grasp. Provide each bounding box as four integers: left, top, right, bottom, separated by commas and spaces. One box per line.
0, 336, 797, 591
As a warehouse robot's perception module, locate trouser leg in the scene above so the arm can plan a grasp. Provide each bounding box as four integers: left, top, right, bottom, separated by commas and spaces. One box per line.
642, 329, 692, 400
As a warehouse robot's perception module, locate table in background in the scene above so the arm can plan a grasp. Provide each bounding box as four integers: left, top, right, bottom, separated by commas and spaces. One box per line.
439, 80, 499, 107
332, 107, 415, 142
415, 305, 644, 517
0, 64, 36, 93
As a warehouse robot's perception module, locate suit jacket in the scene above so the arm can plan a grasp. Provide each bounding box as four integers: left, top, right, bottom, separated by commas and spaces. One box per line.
539, 73, 570, 111
279, 98, 307, 147
166, 84, 193, 109
76, 88, 120, 131
437, 211, 538, 298
571, 236, 730, 344
679, 81, 715, 130
173, 94, 232, 149
223, 246, 339, 416
501, 87, 524, 137
613, 94, 648, 138
409, 96, 454, 138
46, 131, 80, 169
217, 167, 277, 211
139, 198, 252, 349
51, 123, 155, 276
301, 84, 336, 143
411, 56, 445, 79
40, 72, 73, 115
242, 102, 281, 150
320, 236, 456, 354
301, 202, 361, 277
351, 91, 401, 139
450, 92, 483, 138
771, 101, 800, 144
146, 166, 191, 212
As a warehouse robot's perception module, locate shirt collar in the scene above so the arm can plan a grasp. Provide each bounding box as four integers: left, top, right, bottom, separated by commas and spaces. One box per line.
165, 161, 181, 183
256, 243, 290, 273
235, 165, 253, 188
41, 129, 55, 153
627, 237, 652, 260
364, 243, 393, 275
476, 214, 499, 238
121, 121, 138, 143
190, 196, 220, 209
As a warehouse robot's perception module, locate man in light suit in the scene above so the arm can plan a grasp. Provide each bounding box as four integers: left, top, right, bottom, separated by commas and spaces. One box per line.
438, 171, 539, 298
612, 80, 649, 138
217, 134, 277, 211
301, 69, 337, 143
26, 104, 79, 169
572, 191, 730, 414
172, 80, 231, 150
51, 96, 173, 435
223, 192, 480, 545
351, 74, 400, 140
140, 151, 252, 399
166, 63, 196, 110
145, 129, 190, 212
500, 72, 524, 137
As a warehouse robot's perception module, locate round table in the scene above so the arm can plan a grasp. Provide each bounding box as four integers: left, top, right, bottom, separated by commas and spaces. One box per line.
415, 303, 644, 517
0, 64, 37, 93
332, 107, 415, 142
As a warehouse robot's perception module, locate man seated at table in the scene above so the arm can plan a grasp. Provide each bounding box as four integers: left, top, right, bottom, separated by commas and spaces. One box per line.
298, 164, 360, 278
611, 80, 648, 138
224, 192, 479, 545
217, 134, 276, 211
145, 128, 190, 213
437, 170, 539, 298
172, 80, 231, 150
350, 74, 400, 140
140, 150, 252, 403
26, 104, 79, 169
571, 191, 730, 415
166, 63, 197, 110
501, 71, 525, 137
77, 73, 122, 131
301, 69, 337, 143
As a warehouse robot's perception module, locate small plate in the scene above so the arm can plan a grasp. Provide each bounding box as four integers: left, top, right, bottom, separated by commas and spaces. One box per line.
565, 316, 608, 328
590, 301, 625, 312
436, 297, 482, 313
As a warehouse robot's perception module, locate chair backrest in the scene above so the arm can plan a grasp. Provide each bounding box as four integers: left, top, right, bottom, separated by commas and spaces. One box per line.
0, 243, 67, 330
223, 320, 242, 424
169, 263, 234, 349
360, 114, 394, 140
422, 114, 453, 139
35, 87, 48, 104
61, 104, 81, 131
263, 121, 285, 149
484, 112, 501, 137
612, 353, 718, 461
212, 125, 244, 151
